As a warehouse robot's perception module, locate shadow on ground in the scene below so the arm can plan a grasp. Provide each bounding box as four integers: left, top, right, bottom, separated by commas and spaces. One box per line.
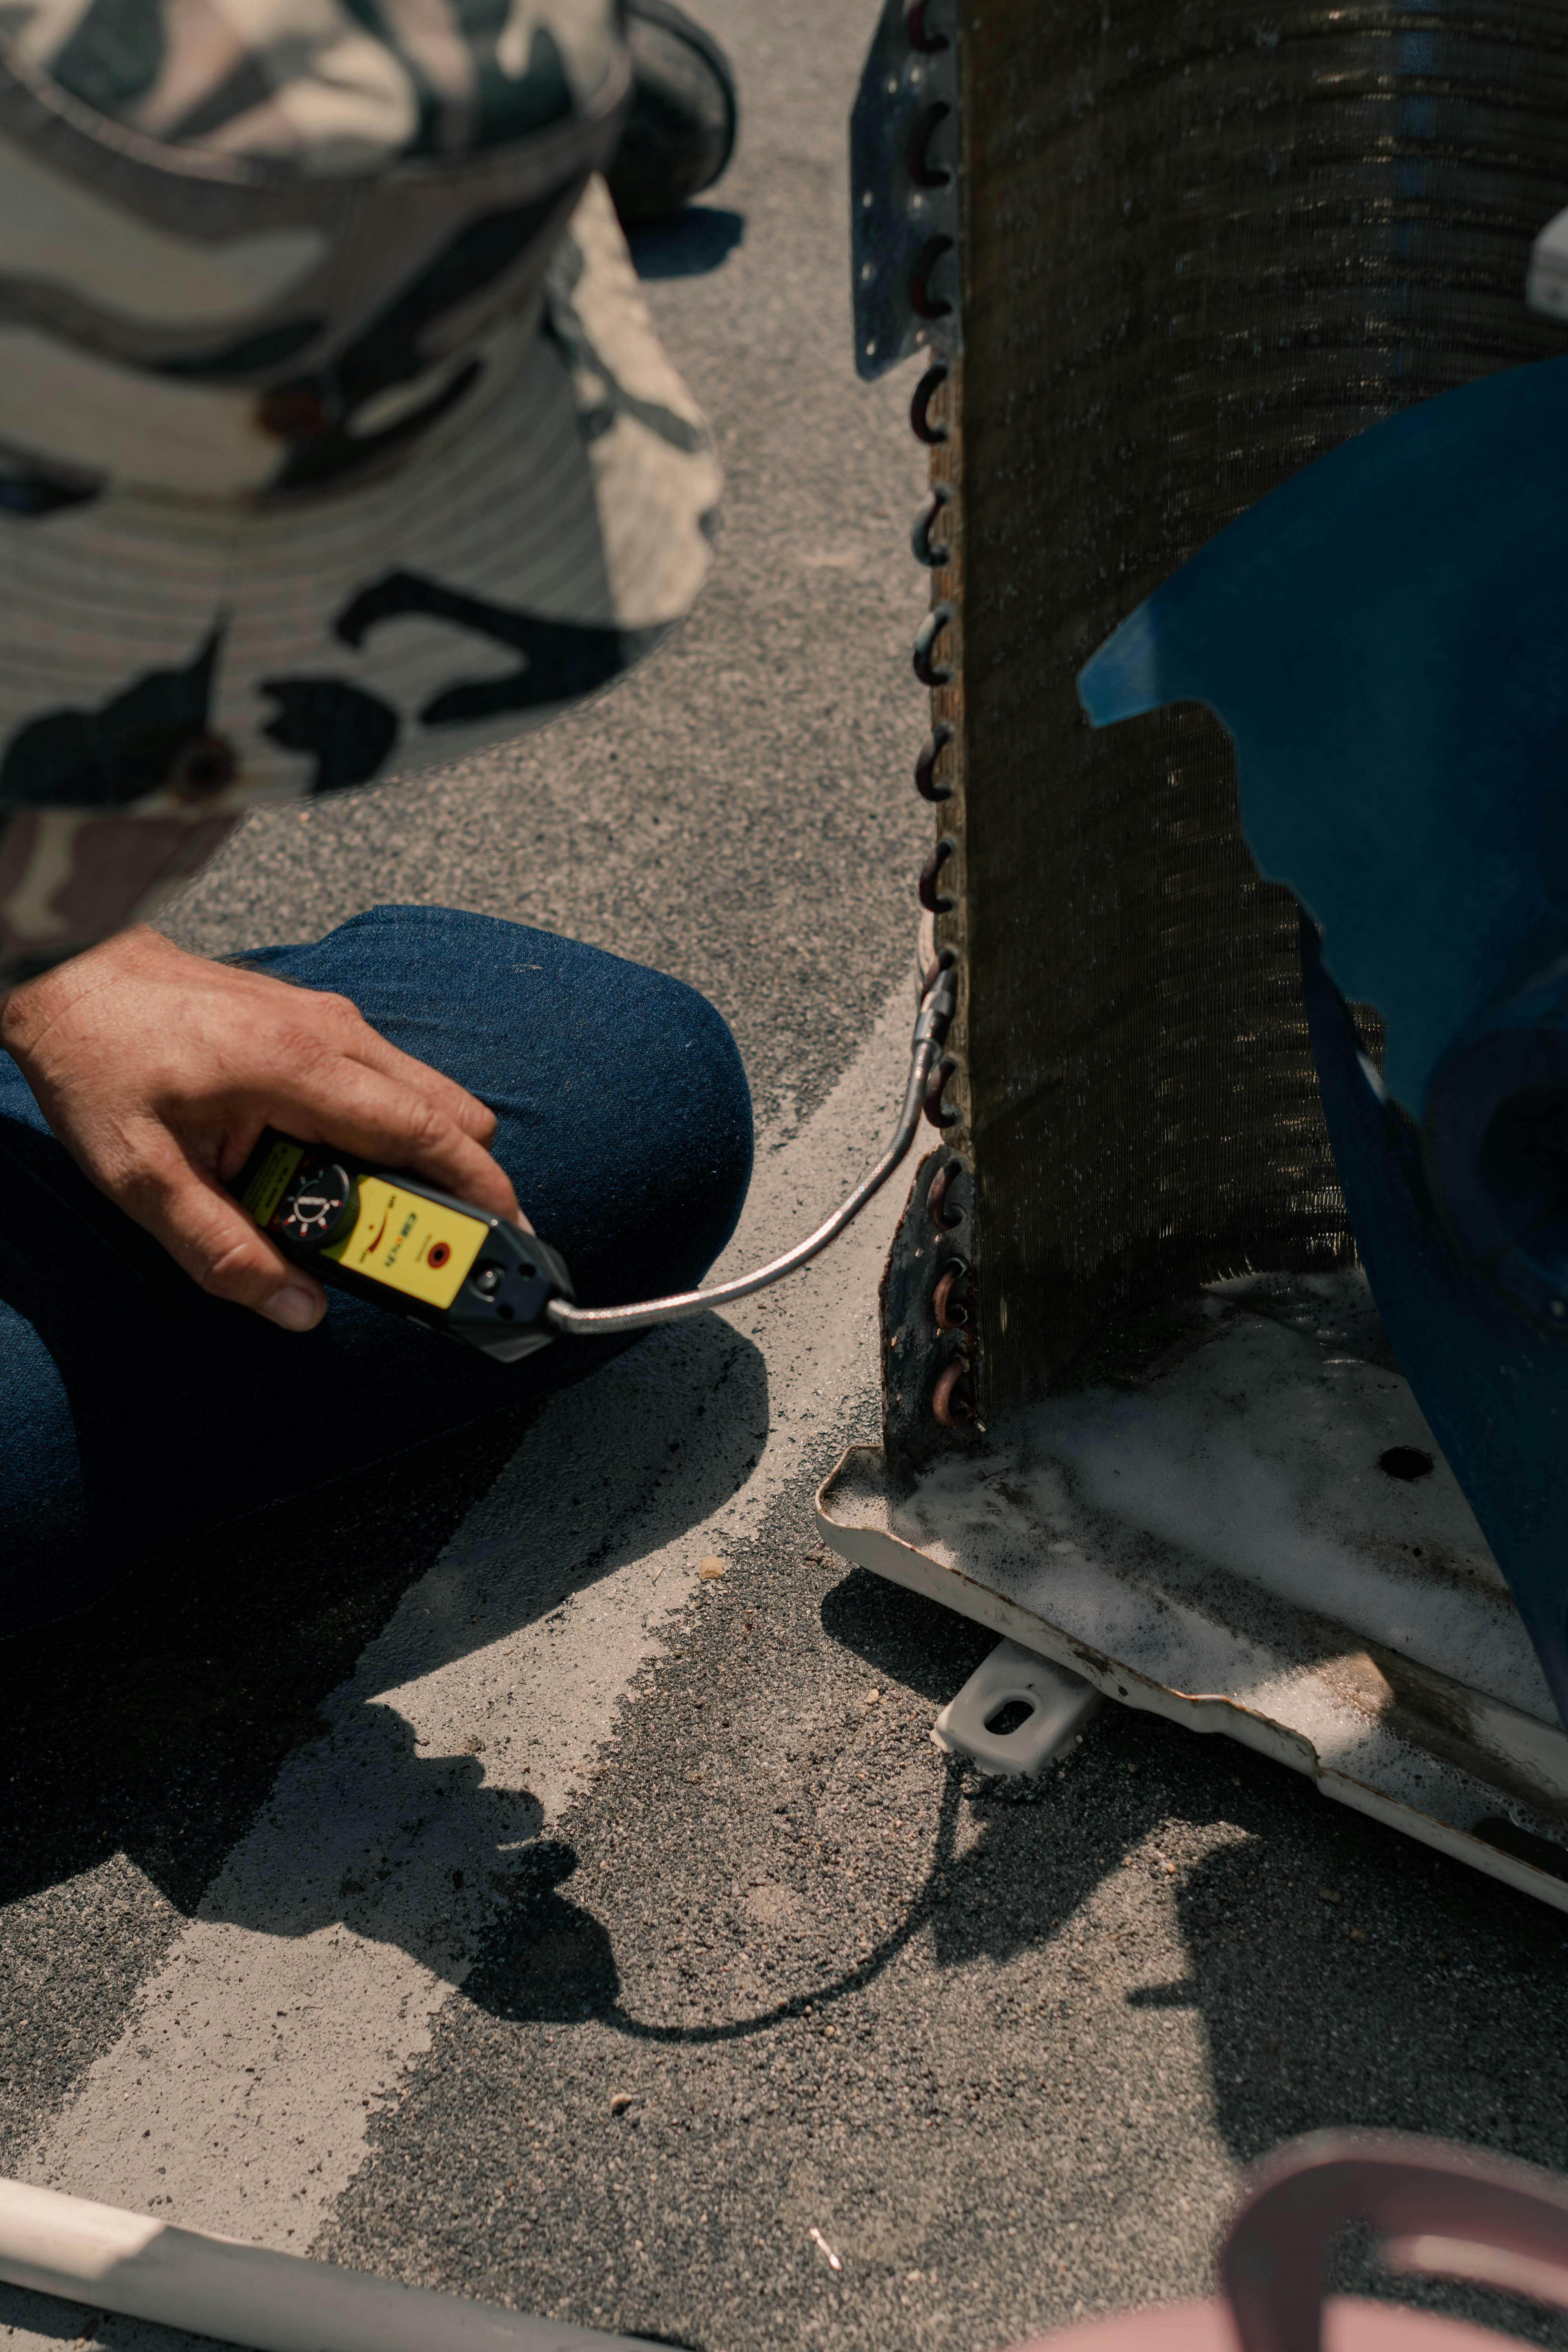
0, 1317, 770, 1932
0, 1406, 529, 1919
460, 1560, 1568, 2179
321, 1528, 1568, 2352
628, 206, 746, 279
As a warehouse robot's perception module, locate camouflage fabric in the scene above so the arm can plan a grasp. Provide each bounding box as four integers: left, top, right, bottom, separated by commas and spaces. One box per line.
3, 0, 623, 167
0, 0, 722, 988
0, 808, 242, 982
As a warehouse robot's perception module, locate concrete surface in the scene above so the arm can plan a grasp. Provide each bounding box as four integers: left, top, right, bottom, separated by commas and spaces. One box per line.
5, 2, 1568, 2351
18, 1006, 911, 2255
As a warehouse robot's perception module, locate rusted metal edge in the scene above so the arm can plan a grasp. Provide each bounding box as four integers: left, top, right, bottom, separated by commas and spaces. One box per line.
815, 1442, 1568, 1916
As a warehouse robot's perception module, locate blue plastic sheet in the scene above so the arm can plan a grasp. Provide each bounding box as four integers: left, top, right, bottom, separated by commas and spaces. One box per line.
1077, 354, 1568, 1124
1078, 357, 1568, 1722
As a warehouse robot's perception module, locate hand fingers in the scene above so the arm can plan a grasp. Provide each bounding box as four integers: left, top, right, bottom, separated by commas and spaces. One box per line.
270, 987, 499, 1147
221, 983, 521, 1218
263, 1053, 524, 1226
118, 1130, 329, 1329
330, 1018, 500, 1146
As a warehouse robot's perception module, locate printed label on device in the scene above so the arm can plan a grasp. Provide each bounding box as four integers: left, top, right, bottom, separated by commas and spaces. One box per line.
321, 1177, 486, 1310
241, 1137, 305, 1232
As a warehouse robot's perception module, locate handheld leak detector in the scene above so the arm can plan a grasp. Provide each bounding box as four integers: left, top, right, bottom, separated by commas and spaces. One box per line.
234, 958, 958, 1361
234, 1131, 574, 1361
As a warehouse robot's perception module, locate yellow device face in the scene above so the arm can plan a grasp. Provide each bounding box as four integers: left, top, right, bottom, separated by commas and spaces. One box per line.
239, 1138, 488, 1311
322, 1177, 486, 1310
235, 1130, 570, 1364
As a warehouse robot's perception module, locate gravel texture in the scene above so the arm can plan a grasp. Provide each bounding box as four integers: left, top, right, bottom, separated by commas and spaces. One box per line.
321, 1507, 1568, 2352
1, 0, 925, 2209
9, 4, 1568, 2351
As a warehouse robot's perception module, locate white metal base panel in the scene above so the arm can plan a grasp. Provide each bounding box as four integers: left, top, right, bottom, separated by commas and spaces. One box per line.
815, 1275, 1568, 1911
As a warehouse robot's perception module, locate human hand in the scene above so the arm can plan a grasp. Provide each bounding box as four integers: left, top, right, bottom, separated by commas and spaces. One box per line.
0, 927, 526, 1332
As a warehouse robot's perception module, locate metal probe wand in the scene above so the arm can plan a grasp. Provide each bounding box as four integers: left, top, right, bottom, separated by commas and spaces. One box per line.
545, 958, 958, 1339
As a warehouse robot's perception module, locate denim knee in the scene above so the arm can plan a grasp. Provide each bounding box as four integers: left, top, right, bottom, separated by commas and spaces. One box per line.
260, 905, 755, 1309
545, 958, 753, 1308
644, 965, 753, 1266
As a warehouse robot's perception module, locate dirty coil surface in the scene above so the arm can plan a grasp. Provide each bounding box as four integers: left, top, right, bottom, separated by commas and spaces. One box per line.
959, 0, 1568, 1402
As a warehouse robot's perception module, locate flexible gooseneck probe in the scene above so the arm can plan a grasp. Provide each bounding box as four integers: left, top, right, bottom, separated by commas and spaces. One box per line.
545, 959, 958, 1339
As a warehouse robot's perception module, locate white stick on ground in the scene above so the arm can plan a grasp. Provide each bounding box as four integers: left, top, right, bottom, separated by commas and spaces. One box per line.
0, 2176, 645, 2352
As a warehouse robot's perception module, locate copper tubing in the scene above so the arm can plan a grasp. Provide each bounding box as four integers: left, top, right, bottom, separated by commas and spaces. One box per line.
915, 722, 954, 801
932, 1259, 969, 1328
931, 1358, 971, 1428
907, 101, 953, 191
927, 1158, 963, 1227
909, 361, 950, 445
902, 0, 949, 52
922, 943, 957, 996
910, 483, 952, 568
918, 836, 955, 913
924, 1053, 959, 1128
912, 603, 954, 689
909, 235, 956, 320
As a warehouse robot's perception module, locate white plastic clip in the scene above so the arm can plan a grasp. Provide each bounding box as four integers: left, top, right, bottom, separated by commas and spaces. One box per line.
931, 1638, 1103, 1777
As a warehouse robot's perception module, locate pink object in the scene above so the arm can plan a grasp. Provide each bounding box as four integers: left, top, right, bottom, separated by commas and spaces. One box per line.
1007, 2132, 1568, 2352
1008, 2297, 1513, 2352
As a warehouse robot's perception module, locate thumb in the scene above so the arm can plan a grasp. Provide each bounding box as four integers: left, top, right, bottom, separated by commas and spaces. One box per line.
128, 1149, 329, 1331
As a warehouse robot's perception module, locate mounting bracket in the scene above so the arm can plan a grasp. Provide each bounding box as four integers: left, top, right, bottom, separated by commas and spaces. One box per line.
933, 1639, 1104, 1778
849, 0, 962, 381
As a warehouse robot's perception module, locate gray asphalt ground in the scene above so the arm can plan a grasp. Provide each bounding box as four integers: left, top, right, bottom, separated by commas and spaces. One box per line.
5, 2, 1568, 2350
163, 0, 929, 1142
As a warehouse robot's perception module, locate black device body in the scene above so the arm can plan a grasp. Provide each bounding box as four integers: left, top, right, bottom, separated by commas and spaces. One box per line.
234, 1130, 574, 1363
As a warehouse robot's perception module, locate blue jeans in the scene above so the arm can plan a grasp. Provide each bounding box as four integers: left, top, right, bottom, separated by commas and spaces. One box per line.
0, 906, 753, 1636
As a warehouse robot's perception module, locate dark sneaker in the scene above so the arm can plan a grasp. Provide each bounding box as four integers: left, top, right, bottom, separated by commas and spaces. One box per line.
607, 0, 740, 227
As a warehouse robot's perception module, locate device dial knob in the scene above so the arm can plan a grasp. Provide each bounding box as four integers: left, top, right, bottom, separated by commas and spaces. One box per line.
276, 1158, 358, 1249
